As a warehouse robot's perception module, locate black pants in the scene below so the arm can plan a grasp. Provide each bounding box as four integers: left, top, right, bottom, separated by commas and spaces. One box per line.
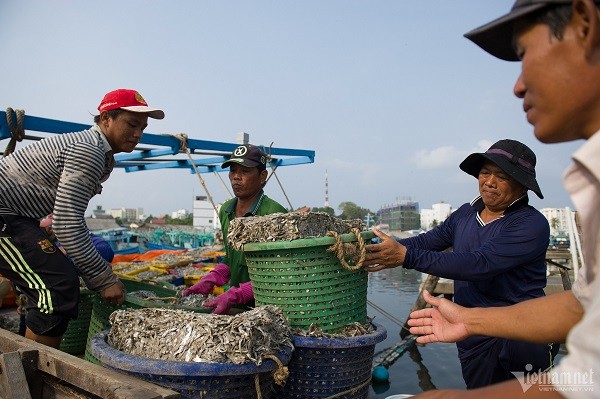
461, 338, 560, 389
0, 215, 79, 336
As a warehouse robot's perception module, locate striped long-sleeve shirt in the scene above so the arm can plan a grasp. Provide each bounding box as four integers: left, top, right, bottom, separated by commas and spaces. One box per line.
0, 124, 119, 291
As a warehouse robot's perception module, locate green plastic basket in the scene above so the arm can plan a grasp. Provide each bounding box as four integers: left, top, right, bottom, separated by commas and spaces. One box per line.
244, 230, 373, 333
59, 288, 94, 355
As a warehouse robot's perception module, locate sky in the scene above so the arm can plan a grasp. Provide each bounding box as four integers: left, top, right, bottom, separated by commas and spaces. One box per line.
0, 1, 581, 218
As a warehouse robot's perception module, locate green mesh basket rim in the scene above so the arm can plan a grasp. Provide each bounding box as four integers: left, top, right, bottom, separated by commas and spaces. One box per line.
243, 230, 375, 252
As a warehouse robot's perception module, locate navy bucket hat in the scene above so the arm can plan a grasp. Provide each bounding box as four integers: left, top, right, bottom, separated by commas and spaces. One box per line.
464, 0, 574, 61
460, 139, 543, 199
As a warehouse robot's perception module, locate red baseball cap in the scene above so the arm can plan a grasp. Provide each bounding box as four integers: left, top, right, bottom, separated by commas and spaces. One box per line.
97, 89, 165, 119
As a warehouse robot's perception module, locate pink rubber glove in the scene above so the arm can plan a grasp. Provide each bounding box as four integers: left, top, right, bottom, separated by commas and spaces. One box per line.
182, 263, 230, 297
202, 281, 254, 314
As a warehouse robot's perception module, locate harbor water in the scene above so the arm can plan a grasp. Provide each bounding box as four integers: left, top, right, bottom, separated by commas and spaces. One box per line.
367, 267, 466, 398
367, 267, 567, 398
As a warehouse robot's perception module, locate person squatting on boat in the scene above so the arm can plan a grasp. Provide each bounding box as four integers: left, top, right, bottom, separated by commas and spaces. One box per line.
0, 88, 164, 348
364, 138, 558, 389
407, 0, 600, 398
182, 144, 287, 314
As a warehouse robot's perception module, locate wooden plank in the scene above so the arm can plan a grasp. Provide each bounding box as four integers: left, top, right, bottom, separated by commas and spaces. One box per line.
0, 329, 179, 399
18, 350, 42, 399
41, 374, 99, 399
0, 351, 33, 399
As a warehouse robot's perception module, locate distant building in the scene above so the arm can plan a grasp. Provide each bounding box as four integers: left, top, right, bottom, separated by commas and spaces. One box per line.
106, 207, 143, 221
91, 205, 112, 219
193, 196, 218, 229
171, 209, 189, 219
377, 199, 420, 231
540, 207, 575, 237
420, 202, 453, 230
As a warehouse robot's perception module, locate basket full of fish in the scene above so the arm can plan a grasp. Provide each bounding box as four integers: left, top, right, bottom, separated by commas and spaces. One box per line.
91, 305, 294, 399
230, 211, 374, 333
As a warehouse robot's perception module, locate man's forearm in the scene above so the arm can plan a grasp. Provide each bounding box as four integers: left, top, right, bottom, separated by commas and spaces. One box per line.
466, 290, 583, 343
414, 378, 567, 398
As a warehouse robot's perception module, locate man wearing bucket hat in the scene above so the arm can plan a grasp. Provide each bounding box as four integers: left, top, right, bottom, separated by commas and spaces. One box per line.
406, 1, 600, 397
0, 88, 164, 348
364, 138, 556, 389
183, 144, 287, 314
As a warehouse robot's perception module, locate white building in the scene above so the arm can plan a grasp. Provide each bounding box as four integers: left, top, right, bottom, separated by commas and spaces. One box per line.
171, 209, 189, 219
193, 196, 219, 229
106, 207, 143, 221
420, 202, 452, 231
540, 207, 574, 236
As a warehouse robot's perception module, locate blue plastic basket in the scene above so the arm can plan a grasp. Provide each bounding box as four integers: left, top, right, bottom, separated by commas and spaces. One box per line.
91, 330, 293, 399
275, 323, 387, 399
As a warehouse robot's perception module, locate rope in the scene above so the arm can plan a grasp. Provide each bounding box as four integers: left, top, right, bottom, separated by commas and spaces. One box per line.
213, 170, 233, 197
254, 374, 263, 399
322, 375, 372, 399
326, 228, 366, 271
3, 107, 25, 157
170, 133, 219, 213
262, 142, 294, 211
367, 299, 410, 331
253, 354, 289, 399
264, 353, 289, 386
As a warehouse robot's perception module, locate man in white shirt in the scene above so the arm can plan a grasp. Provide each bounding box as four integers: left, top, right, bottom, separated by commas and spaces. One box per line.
407, 1, 600, 397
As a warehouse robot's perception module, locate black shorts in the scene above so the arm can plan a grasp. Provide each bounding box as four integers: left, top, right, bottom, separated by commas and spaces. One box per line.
0, 214, 79, 336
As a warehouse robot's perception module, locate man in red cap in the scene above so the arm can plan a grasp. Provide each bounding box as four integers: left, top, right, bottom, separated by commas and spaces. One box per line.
406, 1, 600, 397
0, 88, 164, 348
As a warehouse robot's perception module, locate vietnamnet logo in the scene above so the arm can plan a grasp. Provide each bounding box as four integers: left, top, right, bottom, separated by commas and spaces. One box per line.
511, 364, 595, 393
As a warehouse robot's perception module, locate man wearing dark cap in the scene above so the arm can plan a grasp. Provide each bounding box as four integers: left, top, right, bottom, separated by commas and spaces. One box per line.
0, 88, 164, 348
183, 144, 287, 314
364, 139, 556, 388
406, 1, 600, 397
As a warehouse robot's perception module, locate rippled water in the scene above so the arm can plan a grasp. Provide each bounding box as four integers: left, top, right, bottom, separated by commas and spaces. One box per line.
367, 268, 466, 398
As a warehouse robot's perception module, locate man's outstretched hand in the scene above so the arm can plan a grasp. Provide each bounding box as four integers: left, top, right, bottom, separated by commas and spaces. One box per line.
407, 290, 471, 344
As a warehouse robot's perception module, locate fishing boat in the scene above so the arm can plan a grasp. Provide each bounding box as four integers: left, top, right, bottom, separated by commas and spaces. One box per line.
134, 226, 217, 251
93, 227, 140, 254
0, 108, 316, 397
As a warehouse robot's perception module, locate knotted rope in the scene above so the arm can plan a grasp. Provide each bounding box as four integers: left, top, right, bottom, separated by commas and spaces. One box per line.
266, 353, 289, 386
326, 227, 366, 271
3, 107, 25, 157
170, 133, 219, 213
254, 353, 289, 399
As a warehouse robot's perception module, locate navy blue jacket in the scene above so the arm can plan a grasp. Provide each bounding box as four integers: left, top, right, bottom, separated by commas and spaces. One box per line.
399, 196, 549, 360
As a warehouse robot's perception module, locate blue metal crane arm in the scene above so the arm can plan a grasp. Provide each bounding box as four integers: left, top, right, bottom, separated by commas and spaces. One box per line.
0, 110, 315, 173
